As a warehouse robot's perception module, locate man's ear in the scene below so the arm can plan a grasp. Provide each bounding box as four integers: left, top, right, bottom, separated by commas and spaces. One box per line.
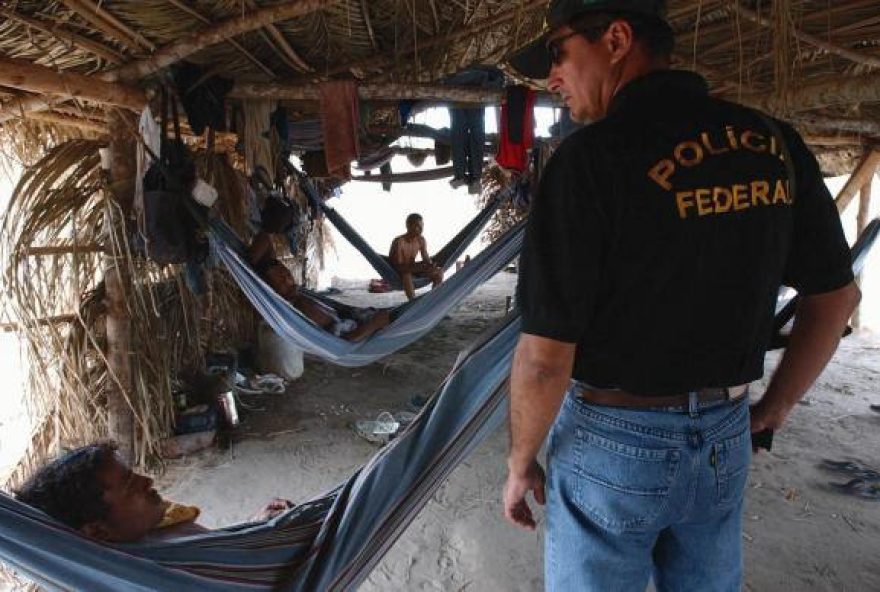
80, 521, 114, 541
607, 20, 635, 63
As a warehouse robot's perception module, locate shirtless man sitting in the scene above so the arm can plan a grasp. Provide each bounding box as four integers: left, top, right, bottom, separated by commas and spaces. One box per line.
388, 213, 444, 300
250, 236, 390, 341
15, 442, 293, 542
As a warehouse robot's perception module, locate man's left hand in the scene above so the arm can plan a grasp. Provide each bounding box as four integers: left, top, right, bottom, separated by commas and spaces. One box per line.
749, 401, 788, 434
503, 460, 546, 530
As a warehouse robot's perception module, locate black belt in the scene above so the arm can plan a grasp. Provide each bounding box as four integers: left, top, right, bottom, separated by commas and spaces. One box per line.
575, 384, 749, 409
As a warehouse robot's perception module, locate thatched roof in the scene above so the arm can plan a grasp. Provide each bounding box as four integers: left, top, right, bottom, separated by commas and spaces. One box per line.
0, 0, 879, 173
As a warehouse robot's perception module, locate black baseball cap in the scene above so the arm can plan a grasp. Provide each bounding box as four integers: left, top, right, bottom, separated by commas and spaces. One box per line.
508, 0, 668, 79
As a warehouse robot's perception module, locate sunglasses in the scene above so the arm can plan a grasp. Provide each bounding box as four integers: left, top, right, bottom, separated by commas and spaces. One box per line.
546, 24, 611, 65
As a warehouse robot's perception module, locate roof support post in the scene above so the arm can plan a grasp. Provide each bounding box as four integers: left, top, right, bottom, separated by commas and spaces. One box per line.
836, 149, 880, 214
853, 172, 875, 328
103, 110, 136, 463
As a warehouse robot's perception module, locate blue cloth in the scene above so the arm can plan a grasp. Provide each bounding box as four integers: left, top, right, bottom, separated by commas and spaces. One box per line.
0, 315, 521, 591
450, 107, 485, 182
209, 217, 524, 366
545, 388, 750, 591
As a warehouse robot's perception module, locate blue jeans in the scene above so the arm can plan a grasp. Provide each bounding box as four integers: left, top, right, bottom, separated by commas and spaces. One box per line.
545, 386, 751, 591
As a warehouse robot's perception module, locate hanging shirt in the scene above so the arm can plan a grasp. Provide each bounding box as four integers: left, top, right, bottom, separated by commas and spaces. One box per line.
496, 86, 536, 172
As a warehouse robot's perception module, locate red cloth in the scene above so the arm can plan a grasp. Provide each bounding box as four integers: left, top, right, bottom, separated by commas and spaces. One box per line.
495, 88, 536, 172
320, 80, 360, 179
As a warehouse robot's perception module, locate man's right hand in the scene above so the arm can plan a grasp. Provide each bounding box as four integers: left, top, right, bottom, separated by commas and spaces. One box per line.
502, 460, 546, 530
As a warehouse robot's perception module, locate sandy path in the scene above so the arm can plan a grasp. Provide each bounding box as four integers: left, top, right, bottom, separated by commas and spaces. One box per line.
157, 273, 880, 591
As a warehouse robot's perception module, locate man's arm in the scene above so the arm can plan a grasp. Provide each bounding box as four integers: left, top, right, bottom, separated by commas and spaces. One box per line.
503, 334, 575, 530
419, 236, 433, 265
751, 281, 861, 433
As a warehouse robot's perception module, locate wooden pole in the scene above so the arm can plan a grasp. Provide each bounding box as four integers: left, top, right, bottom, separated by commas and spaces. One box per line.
230, 82, 505, 103
853, 173, 875, 328
104, 110, 136, 463
740, 72, 880, 114
836, 149, 880, 214
730, 5, 880, 70
104, 0, 332, 82
0, 56, 146, 113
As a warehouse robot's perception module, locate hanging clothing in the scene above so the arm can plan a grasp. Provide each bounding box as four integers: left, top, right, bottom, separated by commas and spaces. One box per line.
319, 80, 360, 180
135, 106, 161, 218
172, 62, 233, 136
495, 86, 536, 172
450, 107, 485, 182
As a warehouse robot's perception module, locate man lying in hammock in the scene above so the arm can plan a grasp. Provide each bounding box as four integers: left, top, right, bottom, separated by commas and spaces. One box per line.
389, 213, 444, 300
15, 442, 293, 543
250, 236, 391, 341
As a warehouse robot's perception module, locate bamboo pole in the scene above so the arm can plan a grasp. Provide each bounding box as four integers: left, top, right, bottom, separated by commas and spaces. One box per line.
836, 149, 880, 214
0, 56, 146, 112
104, 0, 332, 82
104, 110, 136, 463
351, 165, 464, 183
853, 174, 874, 328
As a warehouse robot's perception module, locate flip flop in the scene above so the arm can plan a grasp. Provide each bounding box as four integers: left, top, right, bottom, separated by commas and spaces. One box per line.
353, 411, 400, 445
829, 478, 880, 500
821, 460, 880, 481
870, 404, 880, 413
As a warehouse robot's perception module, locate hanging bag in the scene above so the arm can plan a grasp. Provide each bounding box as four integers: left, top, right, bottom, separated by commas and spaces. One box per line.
142, 88, 205, 265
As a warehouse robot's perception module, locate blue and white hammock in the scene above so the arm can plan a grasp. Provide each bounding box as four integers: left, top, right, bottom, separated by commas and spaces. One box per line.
0, 314, 521, 592
209, 216, 524, 366
302, 176, 516, 290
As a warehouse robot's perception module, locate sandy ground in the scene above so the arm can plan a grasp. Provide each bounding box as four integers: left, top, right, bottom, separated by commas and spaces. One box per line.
157, 272, 880, 591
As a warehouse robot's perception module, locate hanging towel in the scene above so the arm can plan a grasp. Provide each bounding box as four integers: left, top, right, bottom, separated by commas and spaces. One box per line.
320, 80, 360, 180
495, 86, 536, 172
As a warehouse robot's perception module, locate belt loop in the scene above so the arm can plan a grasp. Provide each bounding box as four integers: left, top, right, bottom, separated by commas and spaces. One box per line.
688, 391, 699, 418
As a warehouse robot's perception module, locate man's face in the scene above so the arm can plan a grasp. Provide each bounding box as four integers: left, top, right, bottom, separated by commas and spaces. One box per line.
85, 455, 165, 542
265, 264, 298, 300
546, 24, 616, 122
406, 217, 423, 235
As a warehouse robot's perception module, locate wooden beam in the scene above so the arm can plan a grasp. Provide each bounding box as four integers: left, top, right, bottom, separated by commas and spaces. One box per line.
163, 0, 278, 78
0, 56, 145, 112
3, 9, 126, 64
104, 110, 136, 463
104, 0, 332, 82
853, 175, 873, 327
787, 114, 880, 136
352, 165, 457, 183
60, 0, 154, 53
23, 244, 104, 256
0, 314, 77, 333
231, 82, 504, 103
240, 0, 312, 72
293, 0, 545, 83
740, 72, 880, 113
731, 4, 880, 70
836, 149, 880, 214
24, 112, 108, 134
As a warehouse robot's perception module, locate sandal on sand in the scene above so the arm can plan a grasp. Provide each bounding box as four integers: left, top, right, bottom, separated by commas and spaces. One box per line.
830, 478, 880, 500
353, 412, 400, 445
870, 404, 880, 413
822, 459, 880, 481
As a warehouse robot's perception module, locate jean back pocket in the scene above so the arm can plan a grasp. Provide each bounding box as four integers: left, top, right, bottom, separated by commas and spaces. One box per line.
573, 427, 680, 533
